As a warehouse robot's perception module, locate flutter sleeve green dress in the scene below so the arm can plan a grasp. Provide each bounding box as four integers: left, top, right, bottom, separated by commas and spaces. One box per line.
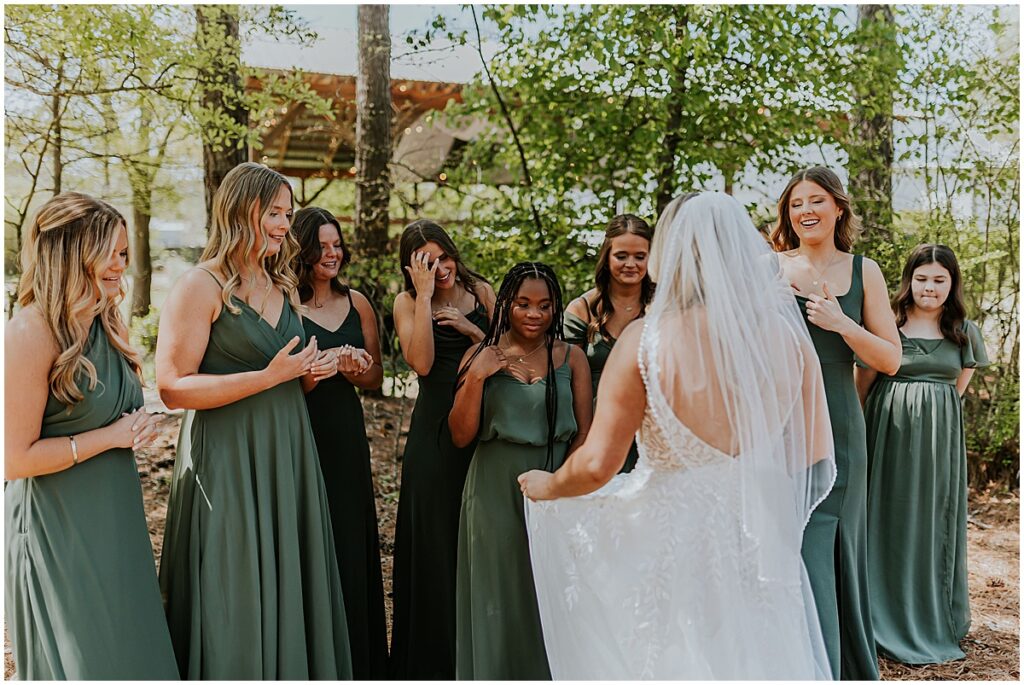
5, 318, 179, 680
302, 292, 388, 679
563, 309, 638, 472
159, 272, 352, 680
455, 356, 577, 680
863, 321, 989, 664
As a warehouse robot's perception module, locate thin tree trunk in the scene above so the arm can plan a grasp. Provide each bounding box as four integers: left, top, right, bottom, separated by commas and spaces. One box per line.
52, 59, 64, 194
130, 199, 152, 320
655, 8, 690, 215
196, 5, 246, 230
848, 4, 899, 241
355, 4, 392, 260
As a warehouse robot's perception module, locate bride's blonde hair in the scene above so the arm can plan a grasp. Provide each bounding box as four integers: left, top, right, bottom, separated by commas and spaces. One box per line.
18, 192, 143, 407
201, 162, 300, 314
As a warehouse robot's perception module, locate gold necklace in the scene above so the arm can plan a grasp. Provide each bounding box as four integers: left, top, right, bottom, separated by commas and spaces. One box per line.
610, 294, 640, 313
503, 333, 547, 363
246, 273, 274, 316
806, 250, 841, 287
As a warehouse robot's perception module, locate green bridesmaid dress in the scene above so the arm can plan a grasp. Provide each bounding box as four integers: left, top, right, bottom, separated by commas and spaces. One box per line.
389, 302, 489, 679
303, 292, 388, 679
563, 309, 638, 472
796, 254, 880, 680
455, 355, 577, 680
159, 270, 352, 679
863, 321, 989, 664
5, 318, 179, 679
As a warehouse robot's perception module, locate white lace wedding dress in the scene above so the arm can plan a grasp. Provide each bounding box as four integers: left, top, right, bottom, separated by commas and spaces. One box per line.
524, 192, 835, 681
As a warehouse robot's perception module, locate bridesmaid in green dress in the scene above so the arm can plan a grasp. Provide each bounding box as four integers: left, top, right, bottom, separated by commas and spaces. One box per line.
450, 262, 593, 680
772, 167, 901, 680
856, 245, 988, 664
156, 163, 352, 679
5, 192, 178, 679
389, 220, 496, 679
564, 213, 660, 473
292, 207, 388, 678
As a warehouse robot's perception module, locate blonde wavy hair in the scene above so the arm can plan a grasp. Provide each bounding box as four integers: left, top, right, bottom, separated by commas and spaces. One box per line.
17, 192, 143, 407
200, 162, 300, 314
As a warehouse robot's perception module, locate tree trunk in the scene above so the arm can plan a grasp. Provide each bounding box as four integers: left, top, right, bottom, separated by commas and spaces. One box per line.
355, 4, 392, 260
848, 4, 899, 241
655, 8, 690, 215
130, 198, 152, 321
196, 5, 246, 230
52, 59, 64, 194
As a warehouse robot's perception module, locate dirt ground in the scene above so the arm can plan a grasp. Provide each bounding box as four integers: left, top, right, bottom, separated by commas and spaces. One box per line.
5, 396, 1020, 680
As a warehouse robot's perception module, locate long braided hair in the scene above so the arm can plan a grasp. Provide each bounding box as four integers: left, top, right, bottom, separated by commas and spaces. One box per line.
455, 262, 566, 471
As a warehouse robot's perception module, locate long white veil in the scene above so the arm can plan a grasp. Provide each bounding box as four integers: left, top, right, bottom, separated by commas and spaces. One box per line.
526, 191, 836, 679
646, 191, 835, 560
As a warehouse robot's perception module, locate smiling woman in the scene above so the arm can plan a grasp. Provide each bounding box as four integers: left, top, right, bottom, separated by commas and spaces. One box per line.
772, 166, 901, 681
155, 163, 352, 679
4, 192, 178, 679
388, 219, 495, 679
448, 262, 592, 679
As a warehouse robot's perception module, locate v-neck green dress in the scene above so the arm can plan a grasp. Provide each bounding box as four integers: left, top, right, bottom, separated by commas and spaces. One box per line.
5, 319, 179, 680
303, 291, 388, 679
796, 254, 880, 680
159, 271, 352, 679
862, 322, 989, 664
455, 357, 577, 681
563, 309, 638, 472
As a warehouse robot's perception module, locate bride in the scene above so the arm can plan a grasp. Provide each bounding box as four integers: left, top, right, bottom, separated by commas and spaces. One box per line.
518, 192, 837, 680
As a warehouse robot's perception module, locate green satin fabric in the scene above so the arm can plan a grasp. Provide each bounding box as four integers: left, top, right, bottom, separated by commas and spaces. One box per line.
5, 319, 179, 679
797, 254, 880, 680
456, 360, 576, 680
159, 290, 352, 679
864, 322, 989, 664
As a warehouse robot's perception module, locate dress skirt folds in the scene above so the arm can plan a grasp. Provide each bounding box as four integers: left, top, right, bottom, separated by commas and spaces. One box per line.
863, 322, 989, 664
5, 319, 179, 680
159, 279, 352, 679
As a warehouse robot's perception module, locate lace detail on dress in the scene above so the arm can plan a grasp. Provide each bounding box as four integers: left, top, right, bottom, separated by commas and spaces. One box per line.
636, 318, 732, 472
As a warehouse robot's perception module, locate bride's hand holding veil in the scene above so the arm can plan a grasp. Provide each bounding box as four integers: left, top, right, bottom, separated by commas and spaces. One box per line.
519, 321, 646, 501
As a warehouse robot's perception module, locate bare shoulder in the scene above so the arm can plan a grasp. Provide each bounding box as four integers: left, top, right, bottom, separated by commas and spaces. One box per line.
393, 289, 413, 313
6, 304, 58, 359
566, 291, 594, 319
473, 280, 495, 307
349, 288, 376, 316
860, 256, 884, 279
565, 340, 588, 367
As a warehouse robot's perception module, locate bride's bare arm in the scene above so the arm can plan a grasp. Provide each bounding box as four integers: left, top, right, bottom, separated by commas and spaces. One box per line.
520, 321, 646, 500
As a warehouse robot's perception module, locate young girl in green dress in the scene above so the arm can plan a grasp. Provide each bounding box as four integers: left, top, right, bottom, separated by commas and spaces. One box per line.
5, 192, 178, 679
389, 220, 496, 679
292, 206, 388, 679
564, 213, 660, 473
450, 262, 593, 680
156, 163, 352, 679
855, 244, 988, 664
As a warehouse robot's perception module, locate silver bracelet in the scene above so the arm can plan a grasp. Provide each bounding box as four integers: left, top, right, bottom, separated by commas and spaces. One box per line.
69, 435, 79, 466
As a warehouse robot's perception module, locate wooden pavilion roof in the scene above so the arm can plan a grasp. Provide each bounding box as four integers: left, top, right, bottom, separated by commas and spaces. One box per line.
246, 71, 464, 180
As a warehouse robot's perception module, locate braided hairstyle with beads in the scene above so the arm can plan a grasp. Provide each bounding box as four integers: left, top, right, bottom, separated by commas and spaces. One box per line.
455, 262, 566, 471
